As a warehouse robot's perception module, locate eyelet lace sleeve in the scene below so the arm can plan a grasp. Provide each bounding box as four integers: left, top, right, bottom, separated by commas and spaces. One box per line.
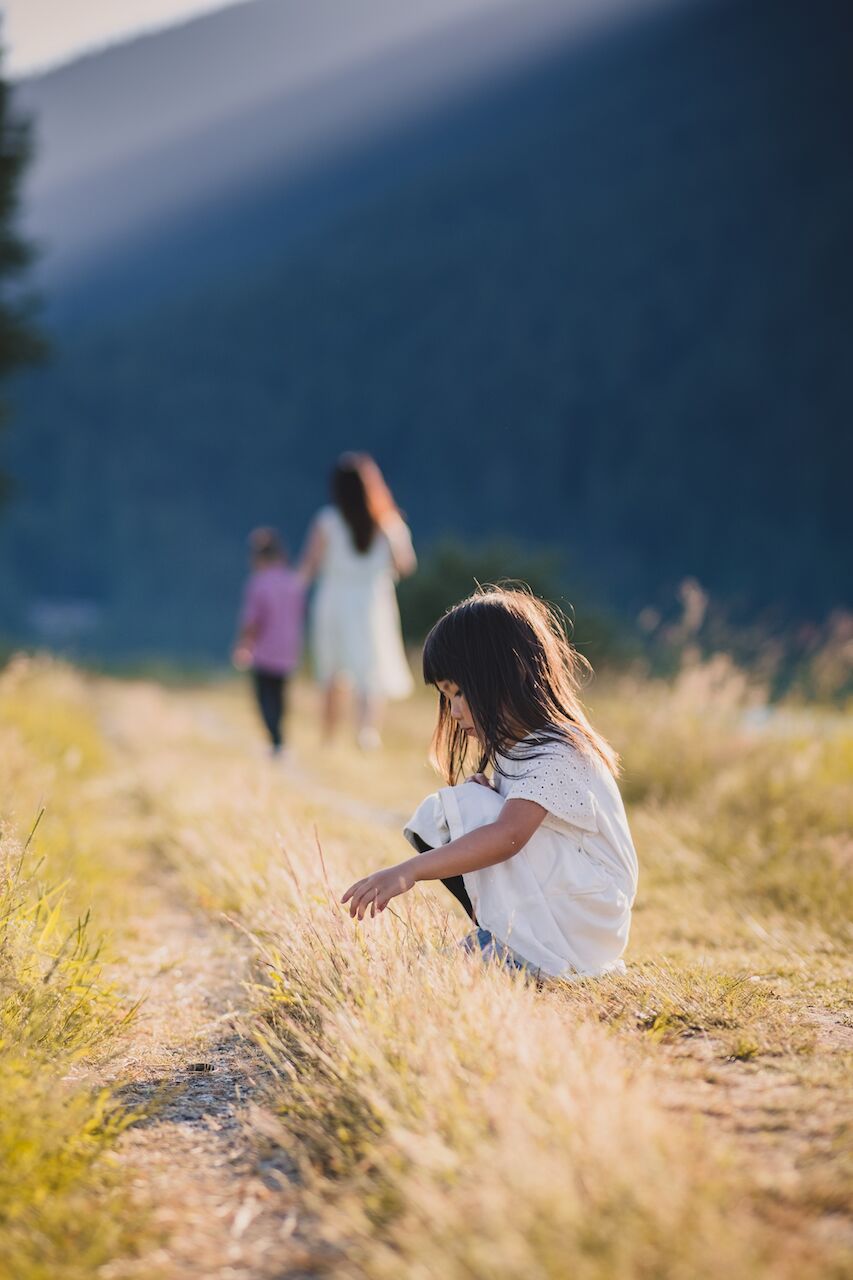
505, 742, 598, 833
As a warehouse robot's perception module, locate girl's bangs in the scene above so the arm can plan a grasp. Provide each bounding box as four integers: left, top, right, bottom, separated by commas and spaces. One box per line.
422, 615, 459, 687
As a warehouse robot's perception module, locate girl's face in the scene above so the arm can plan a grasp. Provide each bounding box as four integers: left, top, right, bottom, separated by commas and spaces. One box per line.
436, 680, 480, 741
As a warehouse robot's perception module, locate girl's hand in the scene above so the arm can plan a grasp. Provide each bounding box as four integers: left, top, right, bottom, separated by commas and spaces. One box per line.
466, 773, 495, 789
342, 863, 416, 919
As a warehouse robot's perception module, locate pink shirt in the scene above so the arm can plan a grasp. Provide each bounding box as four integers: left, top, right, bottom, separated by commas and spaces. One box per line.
240, 565, 305, 674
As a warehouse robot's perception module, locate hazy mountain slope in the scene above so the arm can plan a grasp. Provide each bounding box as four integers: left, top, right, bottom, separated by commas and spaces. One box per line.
16, 0, 641, 288
3, 0, 851, 657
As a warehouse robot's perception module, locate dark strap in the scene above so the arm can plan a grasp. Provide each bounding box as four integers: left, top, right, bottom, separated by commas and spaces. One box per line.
408, 832, 476, 921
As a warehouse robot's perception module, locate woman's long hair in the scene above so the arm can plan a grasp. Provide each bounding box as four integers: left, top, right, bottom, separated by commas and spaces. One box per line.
422, 585, 619, 784
331, 452, 400, 553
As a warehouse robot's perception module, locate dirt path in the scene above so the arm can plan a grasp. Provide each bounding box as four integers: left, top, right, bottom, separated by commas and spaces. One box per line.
95, 845, 314, 1280
79, 684, 322, 1280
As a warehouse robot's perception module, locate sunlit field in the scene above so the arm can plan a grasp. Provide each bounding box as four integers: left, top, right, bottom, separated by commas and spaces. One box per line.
1, 655, 850, 1278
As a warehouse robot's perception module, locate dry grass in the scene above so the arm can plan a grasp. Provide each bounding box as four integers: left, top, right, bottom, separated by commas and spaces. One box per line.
2, 654, 850, 1278
0, 658, 150, 1280
106, 660, 852, 1278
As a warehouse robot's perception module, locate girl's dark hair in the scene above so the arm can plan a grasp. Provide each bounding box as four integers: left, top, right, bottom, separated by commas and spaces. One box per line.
248, 526, 288, 563
331, 452, 400, 554
422, 585, 618, 784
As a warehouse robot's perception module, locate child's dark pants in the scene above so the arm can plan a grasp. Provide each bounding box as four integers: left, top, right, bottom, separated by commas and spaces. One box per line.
252, 669, 289, 749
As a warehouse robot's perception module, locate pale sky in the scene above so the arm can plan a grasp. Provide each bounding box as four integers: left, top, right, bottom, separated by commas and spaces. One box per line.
1, 0, 255, 76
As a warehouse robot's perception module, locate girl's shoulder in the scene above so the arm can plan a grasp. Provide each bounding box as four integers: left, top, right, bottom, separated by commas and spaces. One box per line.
502, 728, 595, 774
497, 731, 601, 832
503, 728, 617, 796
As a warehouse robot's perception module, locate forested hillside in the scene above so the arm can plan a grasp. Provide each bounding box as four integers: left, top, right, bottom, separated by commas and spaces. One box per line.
2, 0, 851, 658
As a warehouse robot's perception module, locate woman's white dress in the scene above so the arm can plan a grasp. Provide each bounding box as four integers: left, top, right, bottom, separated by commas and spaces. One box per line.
311, 506, 414, 699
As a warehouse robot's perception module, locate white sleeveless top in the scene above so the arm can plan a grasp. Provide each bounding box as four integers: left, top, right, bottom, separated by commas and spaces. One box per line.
315, 506, 400, 586
311, 507, 414, 698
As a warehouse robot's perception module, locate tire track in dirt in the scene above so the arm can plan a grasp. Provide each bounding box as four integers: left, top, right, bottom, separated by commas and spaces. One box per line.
88, 692, 321, 1280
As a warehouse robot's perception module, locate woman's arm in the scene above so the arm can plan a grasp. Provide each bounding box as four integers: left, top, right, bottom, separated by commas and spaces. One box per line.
297, 517, 328, 585
383, 516, 417, 579
342, 798, 546, 919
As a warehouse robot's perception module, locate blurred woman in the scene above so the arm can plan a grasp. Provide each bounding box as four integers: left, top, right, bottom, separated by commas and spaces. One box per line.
300, 453, 416, 748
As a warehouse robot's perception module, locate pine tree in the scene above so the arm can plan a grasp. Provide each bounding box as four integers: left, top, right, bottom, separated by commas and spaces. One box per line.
0, 48, 45, 502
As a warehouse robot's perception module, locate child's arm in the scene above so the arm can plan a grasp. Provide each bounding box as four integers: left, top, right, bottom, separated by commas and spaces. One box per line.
232, 621, 258, 670
341, 799, 546, 920
233, 581, 261, 669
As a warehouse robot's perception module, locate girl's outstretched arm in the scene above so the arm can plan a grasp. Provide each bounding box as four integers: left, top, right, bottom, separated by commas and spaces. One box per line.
341, 799, 546, 919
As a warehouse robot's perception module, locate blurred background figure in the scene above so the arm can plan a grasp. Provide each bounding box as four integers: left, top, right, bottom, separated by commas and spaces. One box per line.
233, 527, 305, 756
300, 454, 416, 749
0, 0, 850, 691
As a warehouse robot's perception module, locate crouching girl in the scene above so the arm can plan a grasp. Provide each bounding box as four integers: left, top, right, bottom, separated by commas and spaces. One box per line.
341, 587, 638, 980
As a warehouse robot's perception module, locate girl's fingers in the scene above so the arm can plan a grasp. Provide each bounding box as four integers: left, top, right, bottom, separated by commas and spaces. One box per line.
346, 886, 363, 916
354, 885, 375, 920
343, 878, 372, 909
343, 877, 389, 920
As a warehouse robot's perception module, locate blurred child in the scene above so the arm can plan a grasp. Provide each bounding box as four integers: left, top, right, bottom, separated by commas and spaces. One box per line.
233, 527, 305, 756
342, 586, 638, 979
